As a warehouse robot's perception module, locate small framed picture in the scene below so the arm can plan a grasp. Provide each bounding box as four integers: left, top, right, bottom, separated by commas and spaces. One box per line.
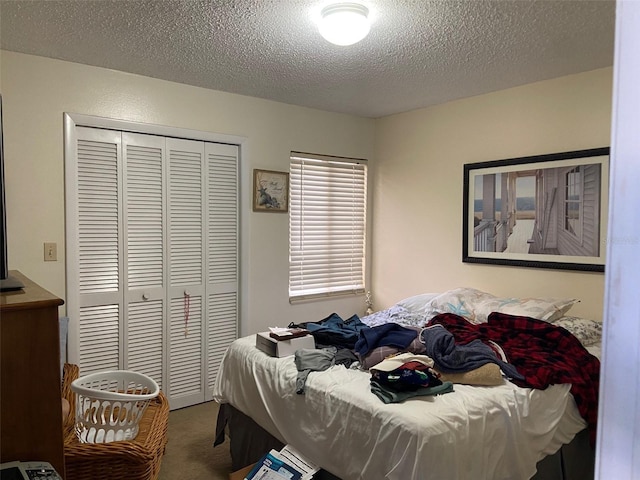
253, 169, 289, 213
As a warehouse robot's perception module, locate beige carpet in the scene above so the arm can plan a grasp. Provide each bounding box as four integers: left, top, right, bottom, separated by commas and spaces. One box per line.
158, 400, 233, 480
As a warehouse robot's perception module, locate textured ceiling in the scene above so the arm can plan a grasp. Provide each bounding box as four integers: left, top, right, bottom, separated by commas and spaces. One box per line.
0, 0, 616, 118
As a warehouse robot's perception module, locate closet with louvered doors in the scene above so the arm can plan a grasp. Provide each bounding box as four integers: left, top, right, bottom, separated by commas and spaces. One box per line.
66, 126, 239, 410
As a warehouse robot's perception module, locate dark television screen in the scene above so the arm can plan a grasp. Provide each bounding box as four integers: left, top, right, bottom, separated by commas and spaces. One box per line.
0, 93, 25, 291
0, 93, 7, 280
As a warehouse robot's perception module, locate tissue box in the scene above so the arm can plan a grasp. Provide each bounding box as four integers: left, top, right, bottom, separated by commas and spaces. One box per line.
255, 331, 316, 357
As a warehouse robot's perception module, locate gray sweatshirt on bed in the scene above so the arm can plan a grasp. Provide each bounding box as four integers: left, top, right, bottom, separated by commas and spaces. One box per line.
294, 347, 337, 394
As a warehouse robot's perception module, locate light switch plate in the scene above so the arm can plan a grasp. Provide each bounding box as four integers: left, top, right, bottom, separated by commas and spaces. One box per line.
44, 242, 57, 261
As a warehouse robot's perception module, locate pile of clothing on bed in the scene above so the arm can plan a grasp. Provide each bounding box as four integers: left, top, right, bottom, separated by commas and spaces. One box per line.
289, 309, 600, 445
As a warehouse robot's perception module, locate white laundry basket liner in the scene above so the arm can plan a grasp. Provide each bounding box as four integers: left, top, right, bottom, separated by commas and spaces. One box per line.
71, 370, 160, 444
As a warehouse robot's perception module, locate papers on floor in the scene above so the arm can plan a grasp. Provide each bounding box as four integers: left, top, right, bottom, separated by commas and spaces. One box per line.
278, 445, 320, 479
244, 444, 320, 480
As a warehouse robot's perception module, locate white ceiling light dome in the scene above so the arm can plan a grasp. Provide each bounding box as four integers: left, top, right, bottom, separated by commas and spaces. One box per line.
319, 3, 371, 46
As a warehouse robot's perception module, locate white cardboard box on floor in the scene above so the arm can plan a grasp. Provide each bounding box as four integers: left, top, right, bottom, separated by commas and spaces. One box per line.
255, 331, 316, 357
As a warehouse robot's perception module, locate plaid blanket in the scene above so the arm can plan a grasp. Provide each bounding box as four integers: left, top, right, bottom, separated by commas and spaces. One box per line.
428, 312, 600, 445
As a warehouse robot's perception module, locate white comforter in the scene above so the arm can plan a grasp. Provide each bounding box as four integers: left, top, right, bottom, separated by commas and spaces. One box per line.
212, 335, 587, 480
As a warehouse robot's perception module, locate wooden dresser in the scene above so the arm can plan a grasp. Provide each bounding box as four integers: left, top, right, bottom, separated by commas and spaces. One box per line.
0, 270, 65, 475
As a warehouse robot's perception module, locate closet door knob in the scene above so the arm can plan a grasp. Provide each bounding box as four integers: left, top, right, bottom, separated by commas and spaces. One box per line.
142, 293, 149, 301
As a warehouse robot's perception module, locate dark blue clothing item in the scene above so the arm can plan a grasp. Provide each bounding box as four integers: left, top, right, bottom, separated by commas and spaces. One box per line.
421, 324, 524, 381
370, 379, 454, 404
371, 363, 442, 392
291, 313, 370, 349
355, 323, 418, 357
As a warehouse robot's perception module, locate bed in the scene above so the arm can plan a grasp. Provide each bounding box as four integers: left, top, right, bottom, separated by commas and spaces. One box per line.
212, 287, 601, 480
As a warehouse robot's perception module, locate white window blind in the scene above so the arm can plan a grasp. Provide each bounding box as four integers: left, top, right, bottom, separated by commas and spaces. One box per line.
289, 152, 367, 301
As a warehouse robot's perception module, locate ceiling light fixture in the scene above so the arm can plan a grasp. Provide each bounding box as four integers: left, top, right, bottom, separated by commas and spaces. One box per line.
318, 3, 370, 46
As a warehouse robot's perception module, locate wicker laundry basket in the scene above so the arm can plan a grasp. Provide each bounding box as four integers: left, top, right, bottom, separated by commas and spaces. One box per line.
62, 363, 169, 480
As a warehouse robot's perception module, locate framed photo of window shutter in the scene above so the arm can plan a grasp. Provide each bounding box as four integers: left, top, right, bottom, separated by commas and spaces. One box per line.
462, 147, 609, 272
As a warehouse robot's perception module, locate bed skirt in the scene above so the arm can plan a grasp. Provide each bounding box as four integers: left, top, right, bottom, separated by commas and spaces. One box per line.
214, 403, 593, 480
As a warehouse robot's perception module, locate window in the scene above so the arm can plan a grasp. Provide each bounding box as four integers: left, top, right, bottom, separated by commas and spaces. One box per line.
564, 166, 583, 238
289, 152, 367, 301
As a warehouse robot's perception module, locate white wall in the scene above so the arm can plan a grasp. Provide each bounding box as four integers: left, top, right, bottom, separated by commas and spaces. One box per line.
2, 50, 614, 332
0, 51, 375, 334
373, 68, 613, 320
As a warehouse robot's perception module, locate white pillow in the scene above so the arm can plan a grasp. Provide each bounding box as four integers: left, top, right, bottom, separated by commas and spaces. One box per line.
396, 293, 439, 316
424, 287, 578, 324
427, 287, 497, 324
475, 296, 578, 323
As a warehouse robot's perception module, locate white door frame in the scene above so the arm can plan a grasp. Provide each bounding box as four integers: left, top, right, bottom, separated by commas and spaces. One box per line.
595, 1, 640, 478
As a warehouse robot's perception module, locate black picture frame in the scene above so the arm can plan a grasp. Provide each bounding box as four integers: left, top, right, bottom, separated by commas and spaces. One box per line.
462, 147, 609, 272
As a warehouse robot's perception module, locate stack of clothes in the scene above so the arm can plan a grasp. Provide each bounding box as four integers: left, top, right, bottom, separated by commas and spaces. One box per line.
369, 353, 453, 404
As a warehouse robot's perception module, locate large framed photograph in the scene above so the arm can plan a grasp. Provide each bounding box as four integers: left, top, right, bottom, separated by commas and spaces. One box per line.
462, 147, 609, 272
253, 169, 289, 213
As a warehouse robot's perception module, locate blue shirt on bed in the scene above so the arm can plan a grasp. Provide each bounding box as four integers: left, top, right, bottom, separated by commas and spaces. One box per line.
354, 323, 419, 357
293, 313, 370, 349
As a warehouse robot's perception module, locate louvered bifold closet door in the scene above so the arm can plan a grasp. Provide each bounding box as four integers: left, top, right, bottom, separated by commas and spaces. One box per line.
122, 133, 166, 390
205, 143, 239, 394
166, 138, 206, 409
68, 122, 240, 410
72, 127, 123, 375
